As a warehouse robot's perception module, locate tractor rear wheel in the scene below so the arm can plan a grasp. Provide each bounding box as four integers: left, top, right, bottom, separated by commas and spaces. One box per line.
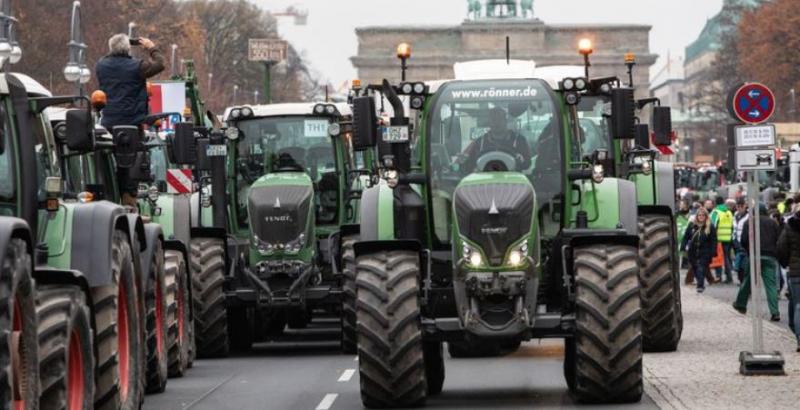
570, 245, 642, 404
340, 236, 357, 354
37, 285, 95, 410
93, 230, 143, 410
164, 250, 190, 377
423, 342, 445, 396
190, 238, 229, 358
638, 214, 682, 352
145, 241, 168, 393
1, 239, 38, 410
356, 251, 426, 408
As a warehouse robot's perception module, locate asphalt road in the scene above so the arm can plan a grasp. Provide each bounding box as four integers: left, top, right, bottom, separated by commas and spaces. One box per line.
144, 318, 658, 410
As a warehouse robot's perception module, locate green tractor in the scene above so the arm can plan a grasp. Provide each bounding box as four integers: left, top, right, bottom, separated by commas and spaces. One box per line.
348, 69, 646, 407
207, 102, 353, 351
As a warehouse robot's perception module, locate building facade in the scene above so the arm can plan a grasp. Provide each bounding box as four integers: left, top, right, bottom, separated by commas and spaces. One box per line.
351, 1, 656, 99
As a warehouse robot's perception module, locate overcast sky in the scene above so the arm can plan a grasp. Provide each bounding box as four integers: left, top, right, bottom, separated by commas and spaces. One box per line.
253, 0, 724, 86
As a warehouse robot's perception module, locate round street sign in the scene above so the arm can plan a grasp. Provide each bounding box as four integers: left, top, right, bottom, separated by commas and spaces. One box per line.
729, 83, 775, 124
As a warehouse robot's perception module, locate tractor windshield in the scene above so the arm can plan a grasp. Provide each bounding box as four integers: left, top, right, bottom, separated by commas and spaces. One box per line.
427, 79, 563, 244
575, 96, 612, 155
236, 116, 335, 181
0, 115, 14, 215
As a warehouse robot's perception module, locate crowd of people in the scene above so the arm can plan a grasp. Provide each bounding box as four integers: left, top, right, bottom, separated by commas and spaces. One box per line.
677, 193, 800, 352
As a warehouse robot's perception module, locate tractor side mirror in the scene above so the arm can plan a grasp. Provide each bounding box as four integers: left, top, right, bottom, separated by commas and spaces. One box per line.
65, 109, 95, 152
170, 122, 197, 165
610, 88, 636, 139
352, 96, 378, 151
111, 125, 142, 169
635, 124, 650, 148
653, 106, 673, 146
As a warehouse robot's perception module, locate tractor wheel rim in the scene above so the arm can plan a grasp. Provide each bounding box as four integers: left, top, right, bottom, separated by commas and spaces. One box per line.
156, 279, 164, 357
118, 281, 130, 401
67, 329, 85, 410
177, 283, 185, 345
12, 297, 24, 410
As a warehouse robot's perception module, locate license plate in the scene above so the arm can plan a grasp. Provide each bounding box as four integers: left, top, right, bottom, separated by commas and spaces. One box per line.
206, 144, 227, 157
383, 126, 409, 143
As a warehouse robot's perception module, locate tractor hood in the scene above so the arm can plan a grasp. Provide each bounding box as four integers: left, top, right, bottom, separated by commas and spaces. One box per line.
248, 173, 314, 250
454, 173, 535, 266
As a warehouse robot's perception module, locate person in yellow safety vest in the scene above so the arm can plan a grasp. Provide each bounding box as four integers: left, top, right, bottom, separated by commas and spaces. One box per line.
711, 197, 736, 283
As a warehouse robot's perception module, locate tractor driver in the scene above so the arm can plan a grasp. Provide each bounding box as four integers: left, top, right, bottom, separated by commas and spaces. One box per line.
457, 106, 532, 173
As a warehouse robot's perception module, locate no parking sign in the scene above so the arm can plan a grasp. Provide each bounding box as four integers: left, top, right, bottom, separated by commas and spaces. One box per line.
728, 83, 775, 124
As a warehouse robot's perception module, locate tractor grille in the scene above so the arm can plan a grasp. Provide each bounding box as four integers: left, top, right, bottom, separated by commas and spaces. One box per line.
248, 185, 312, 245
454, 183, 534, 265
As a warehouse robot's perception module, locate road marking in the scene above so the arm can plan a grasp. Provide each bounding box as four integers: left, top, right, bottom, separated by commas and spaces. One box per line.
316, 393, 338, 410
185, 373, 237, 409
338, 369, 356, 382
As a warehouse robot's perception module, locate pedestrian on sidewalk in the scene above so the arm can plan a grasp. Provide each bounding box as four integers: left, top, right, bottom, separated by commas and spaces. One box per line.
676, 200, 693, 284
711, 197, 735, 283
682, 207, 717, 293
733, 197, 749, 283
777, 209, 800, 352
734, 203, 782, 321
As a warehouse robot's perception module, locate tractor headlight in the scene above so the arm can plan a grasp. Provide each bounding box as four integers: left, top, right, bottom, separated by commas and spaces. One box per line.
285, 233, 306, 254
325, 105, 337, 115
592, 164, 605, 184
562, 78, 575, 91
410, 96, 425, 110
230, 108, 242, 120
241, 107, 253, 117
413, 83, 426, 94
641, 160, 653, 175
461, 240, 484, 268
201, 186, 212, 208
384, 170, 399, 188
401, 83, 413, 94
148, 185, 159, 202
313, 104, 326, 115
506, 241, 529, 267
575, 78, 587, 91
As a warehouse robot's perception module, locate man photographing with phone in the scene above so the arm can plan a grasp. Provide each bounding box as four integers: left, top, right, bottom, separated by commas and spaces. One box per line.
95, 33, 165, 205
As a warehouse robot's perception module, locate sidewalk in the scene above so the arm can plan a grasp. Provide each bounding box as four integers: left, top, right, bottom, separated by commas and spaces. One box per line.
644, 288, 800, 410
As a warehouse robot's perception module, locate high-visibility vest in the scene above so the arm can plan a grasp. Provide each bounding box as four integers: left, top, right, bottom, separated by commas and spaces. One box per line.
715, 209, 734, 242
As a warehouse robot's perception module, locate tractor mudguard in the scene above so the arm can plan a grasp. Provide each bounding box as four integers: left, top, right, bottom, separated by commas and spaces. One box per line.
0, 217, 33, 273
562, 229, 640, 249
638, 205, 674, 221
359, 182, 395, 241
32, 266, 92, 308
653, 161, 676, 210
140, 222, 165, 282
353, 239, 422, 259
169, 194, 192, 246
579, 178, 638, 236
70, 200, 136, 287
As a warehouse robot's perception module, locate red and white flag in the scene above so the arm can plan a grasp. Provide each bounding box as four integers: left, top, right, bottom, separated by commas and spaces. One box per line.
149, 81, 186, 132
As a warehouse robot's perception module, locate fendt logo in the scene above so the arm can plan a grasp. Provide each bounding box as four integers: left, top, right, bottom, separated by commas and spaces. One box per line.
481, 226, 508, 235
265, 215, 293, 223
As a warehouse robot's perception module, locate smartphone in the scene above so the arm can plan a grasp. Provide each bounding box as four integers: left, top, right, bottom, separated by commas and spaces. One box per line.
129, 38, 142, 46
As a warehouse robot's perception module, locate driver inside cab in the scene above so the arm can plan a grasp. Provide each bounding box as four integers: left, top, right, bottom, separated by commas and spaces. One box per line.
457, 106, 532, 172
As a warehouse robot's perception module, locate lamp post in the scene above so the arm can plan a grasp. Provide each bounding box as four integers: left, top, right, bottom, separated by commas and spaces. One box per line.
0, 0, 14, 72
208, 72, 213, 91
625, 52, 636, 87
64, 1, 89, 95
396, 42, 411, 82
578, 38, 593, 78
233, 84, 239, 104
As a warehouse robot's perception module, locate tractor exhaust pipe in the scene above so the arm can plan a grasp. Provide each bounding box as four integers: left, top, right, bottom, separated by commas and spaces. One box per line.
382, 79, 405, 125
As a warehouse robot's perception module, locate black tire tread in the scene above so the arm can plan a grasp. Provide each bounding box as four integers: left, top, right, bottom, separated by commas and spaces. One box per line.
190, 238, 229, 358
341, 235, 357, 354
356, 251, 426, 408
164, 250, 190, 377
36, 285, 95, 410
572, 245, 643, 404
145, 240, 168, 393
638, 214, 682, 352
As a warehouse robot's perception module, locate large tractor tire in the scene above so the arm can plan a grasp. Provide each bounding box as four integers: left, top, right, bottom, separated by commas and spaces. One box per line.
340, 236, 357, 354
1, 239, 38, 410
356, 251, 427, 408
37, 285, 95, 410
190, 238, 229, 358
164, 250, 191, 377
638, 214, 682, 352
569, 245, 643, 404
144, 241, 168, 393
93, 230, 144, 410
423, 342, 445, 396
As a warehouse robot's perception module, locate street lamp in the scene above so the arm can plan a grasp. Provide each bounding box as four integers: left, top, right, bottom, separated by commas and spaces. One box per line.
208, 72, 213, 90
64, 1, 88, 93
578, 38, 593, 78
396, 42, 411, 82
233, 84, 239, 104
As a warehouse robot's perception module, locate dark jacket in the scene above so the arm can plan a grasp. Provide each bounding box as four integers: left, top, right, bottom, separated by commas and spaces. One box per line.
777, 215, 800, 278
741, 214, 781, 259
460, 131, 532, 172
96, 48, 165, 128
683, 223, 717, 264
